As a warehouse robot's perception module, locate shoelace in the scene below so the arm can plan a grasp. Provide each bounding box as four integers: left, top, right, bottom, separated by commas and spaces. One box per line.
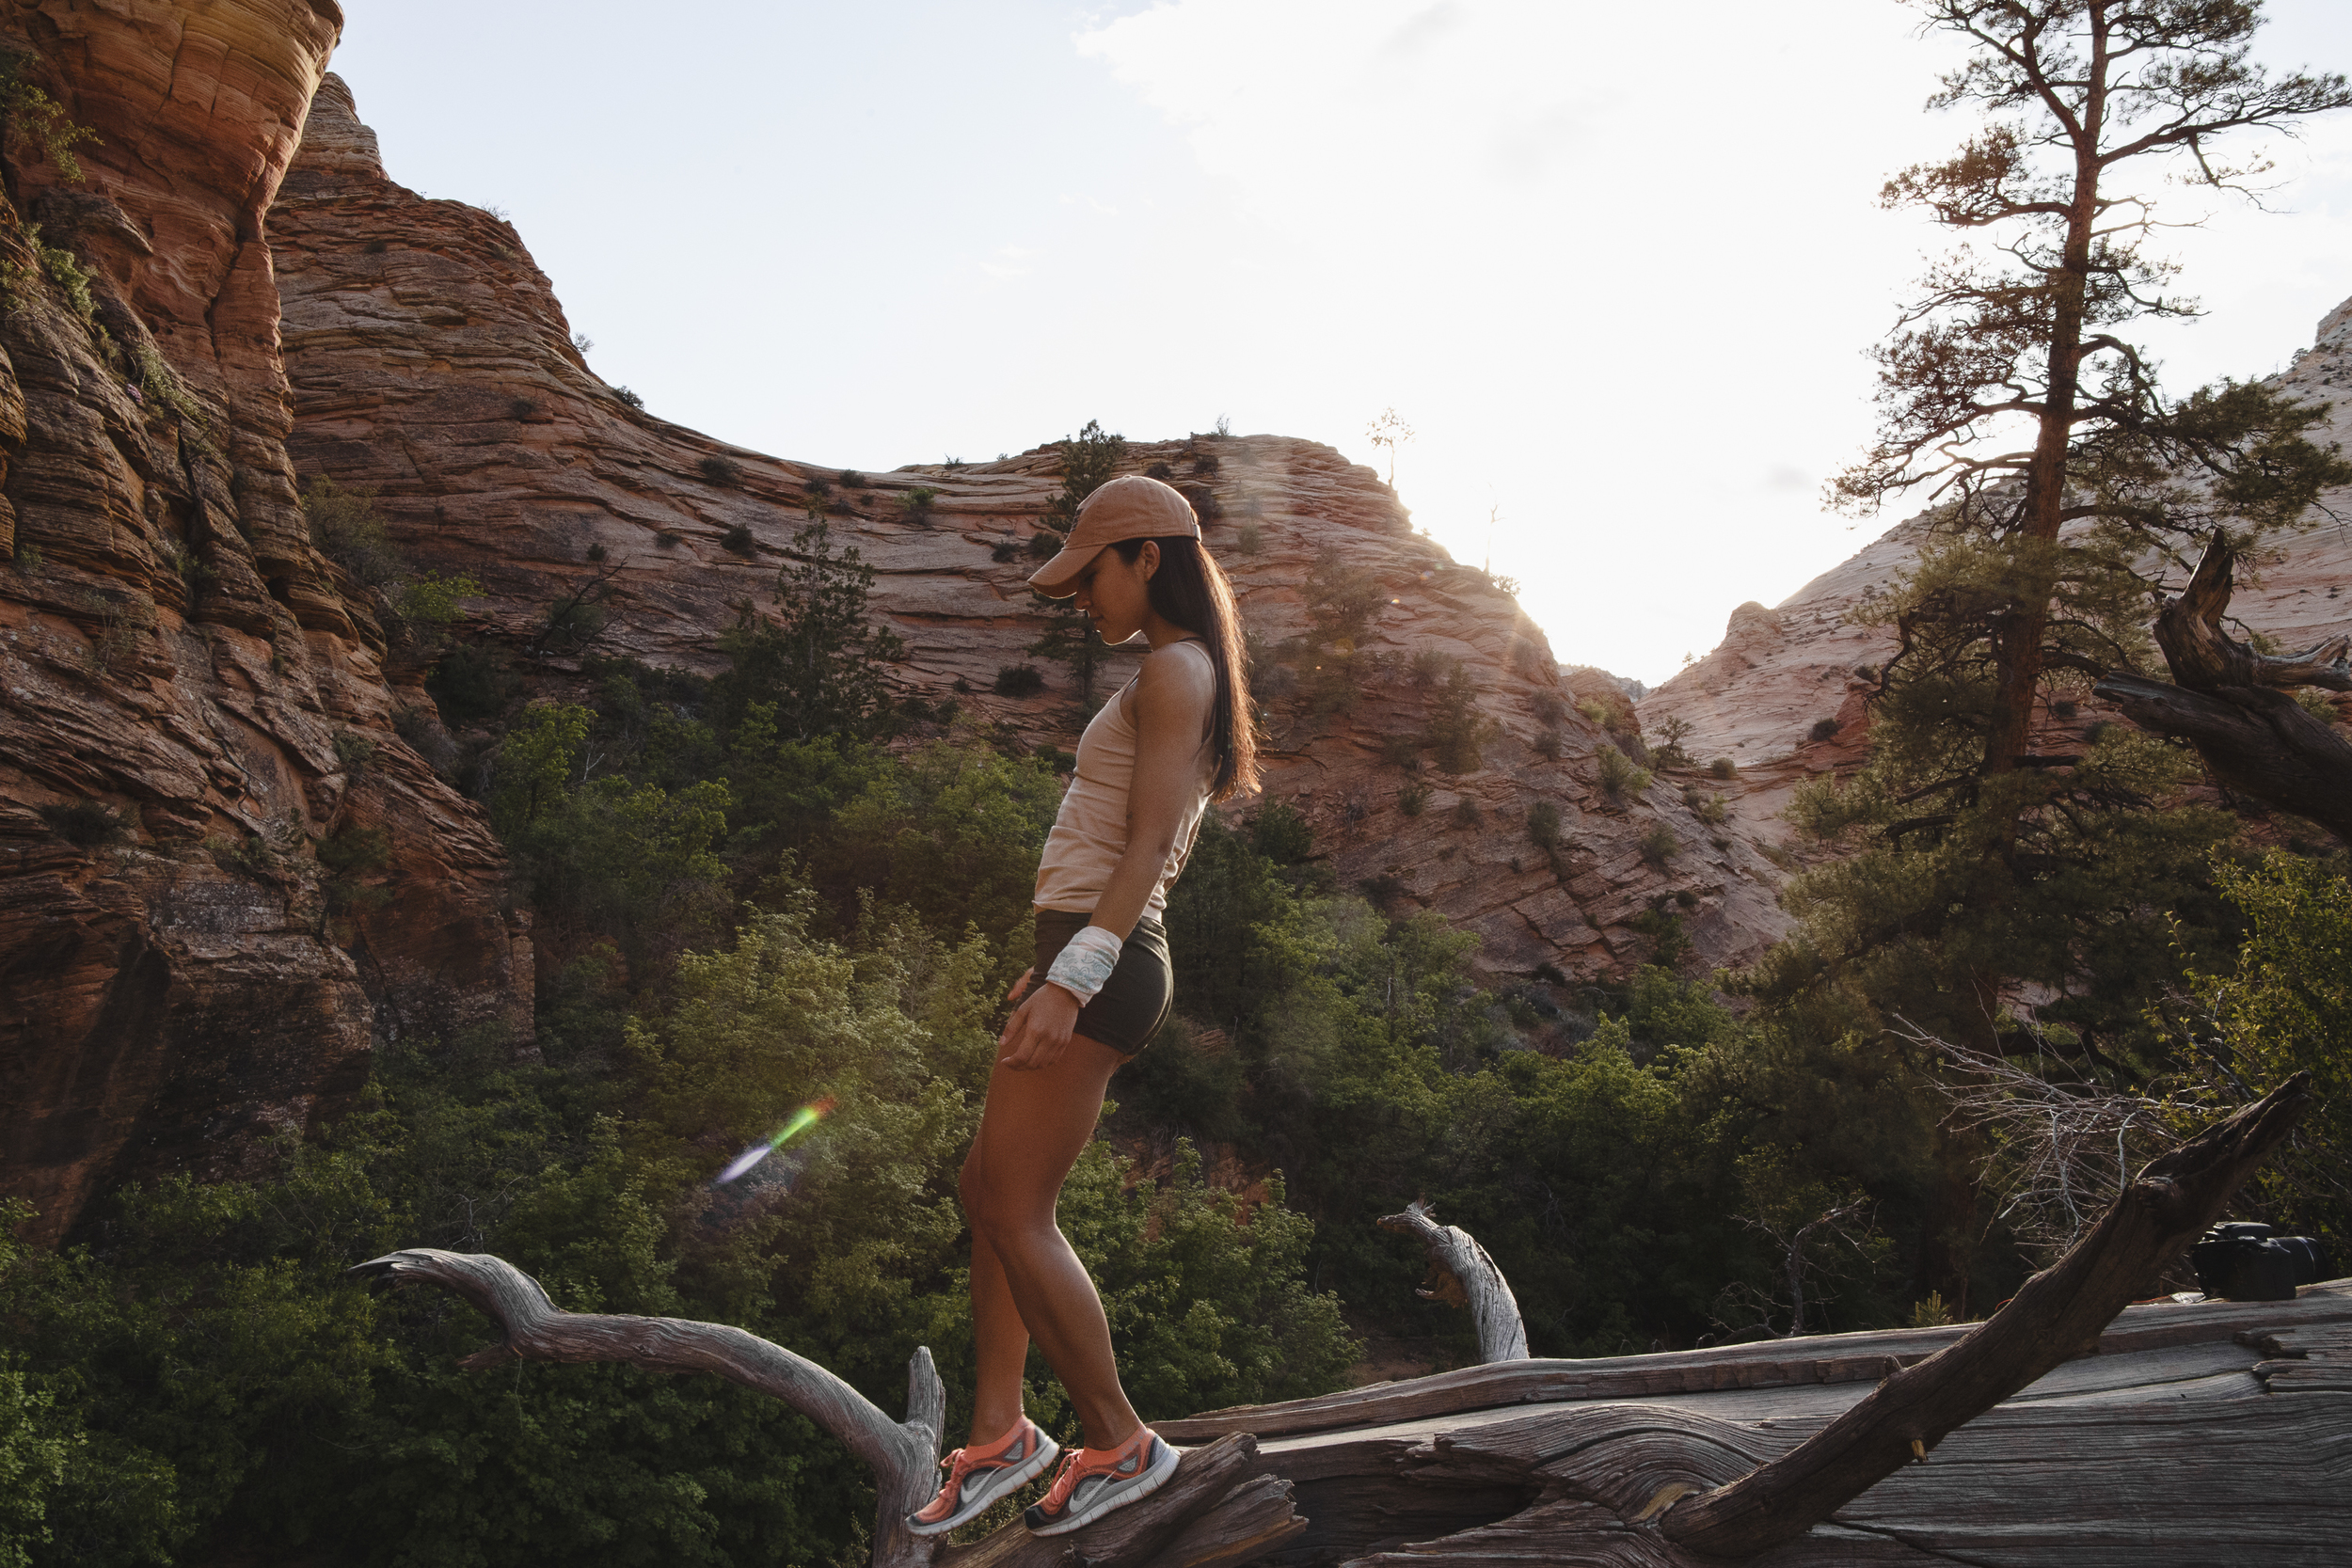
1038, 1436, 1141, 1513
917, 1445, 988, 1519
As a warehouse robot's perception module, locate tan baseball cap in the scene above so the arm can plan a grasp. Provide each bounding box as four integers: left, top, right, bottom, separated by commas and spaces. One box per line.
1026, 474, 1201, 598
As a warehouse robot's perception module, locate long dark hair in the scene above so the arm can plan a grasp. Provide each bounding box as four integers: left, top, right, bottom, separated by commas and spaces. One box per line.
1113, 534, 1258, 800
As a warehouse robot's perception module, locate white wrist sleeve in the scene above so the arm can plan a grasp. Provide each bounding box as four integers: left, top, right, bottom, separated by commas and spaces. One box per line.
1044, 925, 1123, 1005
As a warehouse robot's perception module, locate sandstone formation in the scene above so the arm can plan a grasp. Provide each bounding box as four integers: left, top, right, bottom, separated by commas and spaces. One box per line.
269, 76, 1792, 995
1643, 293, 2352, 876
0, 4, 527, 1244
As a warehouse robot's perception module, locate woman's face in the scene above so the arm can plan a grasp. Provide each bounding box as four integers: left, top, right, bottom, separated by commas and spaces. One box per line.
1072, 543, 1157, 645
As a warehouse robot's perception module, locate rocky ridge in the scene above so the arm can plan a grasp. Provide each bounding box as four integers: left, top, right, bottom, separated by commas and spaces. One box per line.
0, 3, 528, 1244
269, 75, 1793, 994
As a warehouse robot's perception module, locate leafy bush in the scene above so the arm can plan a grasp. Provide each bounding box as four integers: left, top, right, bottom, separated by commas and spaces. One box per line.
612, 386, 644, 409
698, 454, 741, 487
721, 523, 755, 556
839, 469, 868, 489
1397, 780, 1430, 816
1145, 461, 1174, 481
993, 664, 1044, 697
302, 476, 402, 589
391, 571, 481, 637
1809, 717, 1841, 742
1424, 665, 1493, 774
1596, 745, 1651, 799
426, 642, 522, 728
902, 486, 939, 519
1708, 756, 1738, 780
1532, 727, 1564, 761
1527, 800, 1562, 850
38, 800, 124, 847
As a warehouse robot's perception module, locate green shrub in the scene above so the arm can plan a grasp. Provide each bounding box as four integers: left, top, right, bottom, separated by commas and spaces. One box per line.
1146, 461, 1174, 480
1424, 665, 1493, 774
391, 571, 480, 637
839, 469, 868, 489
331, 732, 377, 779
1708, 756, 1737, 780
1809, 717, 1841, 742
698, 454, 740, 487
1597, 746, 1652, 798
721, 523, 755, 556
1398, 780, 1430, 816
1697, 793, 1728, 826
38, 799, 124, 847
993, 664, 1044, 696
301, 476, 403, 589
425, 643, 521, 728
1528, 800, 1562, 850
902, 486, 939, 519
612, 386, 644, 409
1640, 824, 1680, 865
1532, 727, 1564, 760
1249, 801, 1316, 865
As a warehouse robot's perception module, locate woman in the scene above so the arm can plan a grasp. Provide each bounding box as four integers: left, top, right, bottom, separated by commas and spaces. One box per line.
909, 474, 1257, 1539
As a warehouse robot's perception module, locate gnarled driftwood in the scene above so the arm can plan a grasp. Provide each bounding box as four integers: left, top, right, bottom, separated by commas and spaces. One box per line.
2097, 532, 2352, 843
349, 1248, 1300, 1567
1379, 1198, 1530, 1364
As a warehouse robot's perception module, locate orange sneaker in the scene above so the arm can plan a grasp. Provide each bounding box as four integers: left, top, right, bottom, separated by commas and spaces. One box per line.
1023, 1429, 1180, 1536
905, 1418, 1060, 1537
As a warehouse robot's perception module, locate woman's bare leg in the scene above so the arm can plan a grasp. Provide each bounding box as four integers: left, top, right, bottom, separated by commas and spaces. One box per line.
960, 1033, 1142, 1450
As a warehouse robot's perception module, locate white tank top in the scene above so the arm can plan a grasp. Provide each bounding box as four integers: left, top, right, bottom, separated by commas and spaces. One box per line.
1033, 640, 1216, 919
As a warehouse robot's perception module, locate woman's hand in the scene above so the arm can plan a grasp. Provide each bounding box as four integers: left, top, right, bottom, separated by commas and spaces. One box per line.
997, 977, 1082, 1070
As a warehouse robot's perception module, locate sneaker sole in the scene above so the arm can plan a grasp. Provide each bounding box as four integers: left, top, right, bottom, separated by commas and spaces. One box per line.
905, 1432, 1062, 1537
1025, 1436, 1181, 1537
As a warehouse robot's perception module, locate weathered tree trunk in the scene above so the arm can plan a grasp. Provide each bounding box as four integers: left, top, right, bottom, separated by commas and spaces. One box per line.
349, 1248, 1300, 1568
2097, 531, 2352, 843
1655, 1070, 2311, 1558
1379, 1198, 1530, 1363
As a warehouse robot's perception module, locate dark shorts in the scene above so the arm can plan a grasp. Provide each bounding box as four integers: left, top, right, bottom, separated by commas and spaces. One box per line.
1034, 909, 1172, 1057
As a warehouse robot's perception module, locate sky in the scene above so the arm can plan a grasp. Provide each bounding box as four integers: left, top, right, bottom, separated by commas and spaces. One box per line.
330, 1, 2352, 687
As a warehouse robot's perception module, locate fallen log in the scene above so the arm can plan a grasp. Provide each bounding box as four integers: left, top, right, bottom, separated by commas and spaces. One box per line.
348, 1248, 1297, 1567
1378, 1199, 1530, 1364
1655, 1070, 2312, 1557
2096, 531, 2352, 843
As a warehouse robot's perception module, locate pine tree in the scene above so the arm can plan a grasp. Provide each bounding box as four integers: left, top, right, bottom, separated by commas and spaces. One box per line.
1744, 3, 2352, 1295
708, 516, 905, 741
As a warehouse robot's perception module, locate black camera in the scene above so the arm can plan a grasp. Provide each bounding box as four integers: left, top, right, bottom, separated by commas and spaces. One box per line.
2189, 1222, 2334, 1302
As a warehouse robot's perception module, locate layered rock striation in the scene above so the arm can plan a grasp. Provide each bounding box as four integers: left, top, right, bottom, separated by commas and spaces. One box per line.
270, 76, 1792, 995
0, 5, 527, 1243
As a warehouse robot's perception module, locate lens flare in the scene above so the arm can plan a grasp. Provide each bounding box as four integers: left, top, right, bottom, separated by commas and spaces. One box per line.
714, 1097, 836, 1185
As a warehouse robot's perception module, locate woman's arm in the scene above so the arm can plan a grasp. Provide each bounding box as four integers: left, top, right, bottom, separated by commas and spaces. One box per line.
997, 641, 1214, 1069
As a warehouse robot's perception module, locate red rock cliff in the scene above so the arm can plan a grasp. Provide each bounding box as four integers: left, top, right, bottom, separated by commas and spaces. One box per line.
0, 4, 528, 1244
270, 76, 1792, 1000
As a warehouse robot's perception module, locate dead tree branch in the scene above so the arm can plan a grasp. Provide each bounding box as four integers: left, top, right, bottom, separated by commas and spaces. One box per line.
1656, 1071, 2312, 1558
1896, 1018, 2180, 1263
351, 1247, 944, 1567
1379, 1198, 1530, 1363
2097, 531, 2352, 843
350, 1248, 1301, 1568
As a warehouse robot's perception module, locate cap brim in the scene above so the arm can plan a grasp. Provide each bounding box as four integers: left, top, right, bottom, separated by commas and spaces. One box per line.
1025, 542, 1104, 598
